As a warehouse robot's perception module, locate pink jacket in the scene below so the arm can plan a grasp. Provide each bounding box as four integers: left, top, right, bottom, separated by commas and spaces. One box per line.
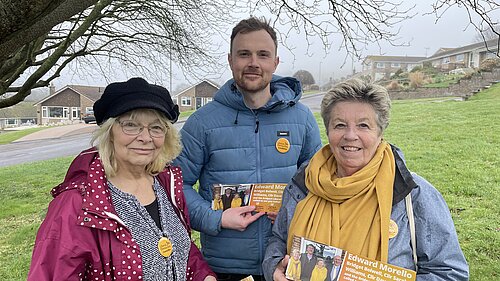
28, 148, 214, 281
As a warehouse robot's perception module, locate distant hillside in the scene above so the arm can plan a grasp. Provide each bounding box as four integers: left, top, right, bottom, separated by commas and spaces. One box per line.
24, 88, 49, 102
0, 101, 37, 118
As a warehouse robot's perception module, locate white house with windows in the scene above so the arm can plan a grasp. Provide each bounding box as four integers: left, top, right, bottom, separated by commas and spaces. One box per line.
0, 102, 37, 129
421, 39, 499, 71
34, 84, 105, 125
173, 80, 219, 112
361, 55, 426, 81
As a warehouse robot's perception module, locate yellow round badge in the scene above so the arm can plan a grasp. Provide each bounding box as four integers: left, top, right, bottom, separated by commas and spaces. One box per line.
158, 237, 173, 257
275, 138, 290, 154
388, 219, 399, 239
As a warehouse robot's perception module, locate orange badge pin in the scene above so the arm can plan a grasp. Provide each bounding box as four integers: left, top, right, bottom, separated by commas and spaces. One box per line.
275, 138, 290, 153
158, 237, 173, 257
389, 219, 399, 239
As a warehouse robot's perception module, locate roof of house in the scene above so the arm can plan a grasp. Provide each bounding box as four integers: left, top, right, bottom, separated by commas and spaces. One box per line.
68, 85, 106, 102
172, 80, 220, 98
425, 39, 499, 60
34, 85, 105, 105
0, 102, 37, 118
363, 55, 427, 64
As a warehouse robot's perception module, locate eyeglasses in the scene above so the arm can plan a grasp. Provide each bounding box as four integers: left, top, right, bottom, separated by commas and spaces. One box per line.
118, 120, 167, 138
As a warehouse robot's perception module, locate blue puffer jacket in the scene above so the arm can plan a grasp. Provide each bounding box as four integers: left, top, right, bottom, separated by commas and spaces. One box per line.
174, 75, 322, 275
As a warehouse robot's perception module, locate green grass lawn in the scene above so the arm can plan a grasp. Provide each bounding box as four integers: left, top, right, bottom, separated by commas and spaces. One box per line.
0, 127, 46, 145
1, 85, 499, 279
179, 109, 195, 119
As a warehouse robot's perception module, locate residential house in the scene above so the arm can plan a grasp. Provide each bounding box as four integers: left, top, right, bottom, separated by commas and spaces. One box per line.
34, 84, 105, 125
361, 56, 426, 81
0, 102, 37, 129
173, 80, 219, 112
422, 39, 499, 71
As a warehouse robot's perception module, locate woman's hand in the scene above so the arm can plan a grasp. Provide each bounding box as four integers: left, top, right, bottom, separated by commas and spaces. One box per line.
204, 275, 217, 281
273, 255, 290, 281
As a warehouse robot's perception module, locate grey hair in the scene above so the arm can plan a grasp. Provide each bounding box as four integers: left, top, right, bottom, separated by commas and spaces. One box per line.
320, 78, 391, 134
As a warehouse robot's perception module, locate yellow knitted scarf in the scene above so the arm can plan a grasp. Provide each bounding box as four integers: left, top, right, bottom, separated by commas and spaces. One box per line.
287, 141, 395, 262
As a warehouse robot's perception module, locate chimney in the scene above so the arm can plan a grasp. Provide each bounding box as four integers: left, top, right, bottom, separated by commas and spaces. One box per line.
49, 83, 56, 95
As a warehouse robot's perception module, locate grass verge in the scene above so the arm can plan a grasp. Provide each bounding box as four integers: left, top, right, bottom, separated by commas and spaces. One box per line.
1, 85, 499, 279
0, 127, 46, 145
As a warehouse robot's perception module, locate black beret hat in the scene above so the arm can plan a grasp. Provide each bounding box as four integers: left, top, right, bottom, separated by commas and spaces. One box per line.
93, 77, 179, 125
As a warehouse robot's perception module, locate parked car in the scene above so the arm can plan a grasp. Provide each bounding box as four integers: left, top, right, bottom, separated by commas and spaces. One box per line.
83, 114, 96, 124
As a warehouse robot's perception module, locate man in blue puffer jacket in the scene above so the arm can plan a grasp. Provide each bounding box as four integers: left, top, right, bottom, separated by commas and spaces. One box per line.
174, 17, 322, 281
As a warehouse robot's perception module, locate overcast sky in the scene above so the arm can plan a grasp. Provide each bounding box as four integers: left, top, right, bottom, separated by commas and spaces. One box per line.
51, 0, 499, 92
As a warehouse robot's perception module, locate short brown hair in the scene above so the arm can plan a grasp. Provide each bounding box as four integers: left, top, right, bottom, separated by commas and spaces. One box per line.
230, 17, 278, 54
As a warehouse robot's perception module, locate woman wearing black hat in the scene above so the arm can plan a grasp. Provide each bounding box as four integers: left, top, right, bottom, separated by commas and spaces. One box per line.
28, 78, 216, 281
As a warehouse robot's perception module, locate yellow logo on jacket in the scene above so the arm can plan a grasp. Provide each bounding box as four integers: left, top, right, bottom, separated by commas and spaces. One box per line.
276, 138, 290, 153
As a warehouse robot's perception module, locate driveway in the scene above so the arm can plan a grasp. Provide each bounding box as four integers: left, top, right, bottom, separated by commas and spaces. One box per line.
0, 93, 324, 167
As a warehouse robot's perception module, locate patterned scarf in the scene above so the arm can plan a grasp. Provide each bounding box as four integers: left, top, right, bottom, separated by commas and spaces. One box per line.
287, 141, 395, 262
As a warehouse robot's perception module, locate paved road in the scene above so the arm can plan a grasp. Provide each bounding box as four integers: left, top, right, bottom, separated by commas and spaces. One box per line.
0, 93, 324, 167
0, 133, 93, 167
0, 121, 186, 167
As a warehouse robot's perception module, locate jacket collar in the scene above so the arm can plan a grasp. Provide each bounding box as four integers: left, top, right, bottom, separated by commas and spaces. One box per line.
214, 75, 302, 112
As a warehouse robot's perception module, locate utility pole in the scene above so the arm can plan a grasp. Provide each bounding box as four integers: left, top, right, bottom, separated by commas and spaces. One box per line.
318, 61, 322, 87
169, 42, 173, 92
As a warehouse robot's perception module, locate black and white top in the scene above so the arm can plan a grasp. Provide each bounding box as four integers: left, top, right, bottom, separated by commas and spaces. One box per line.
109, 177, 190, 281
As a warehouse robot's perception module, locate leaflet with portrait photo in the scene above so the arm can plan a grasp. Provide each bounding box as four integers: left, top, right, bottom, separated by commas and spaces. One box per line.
286, 236, 416, 281
210, 183, 286, 212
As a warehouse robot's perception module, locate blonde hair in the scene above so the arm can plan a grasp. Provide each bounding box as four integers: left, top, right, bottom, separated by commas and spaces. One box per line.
91, 108, 182, 177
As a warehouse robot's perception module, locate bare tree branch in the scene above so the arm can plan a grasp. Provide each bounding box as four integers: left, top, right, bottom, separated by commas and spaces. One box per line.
427, 0, 499, 56
1, 0, 499, 108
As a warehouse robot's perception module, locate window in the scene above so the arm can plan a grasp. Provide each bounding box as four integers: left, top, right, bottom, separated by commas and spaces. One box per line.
41, 106, 67, 118
72, 107, 80, 119
456, 54, 464, 62
391, 63, 400, 68
181, 97, 191, 106
442, 57, 450, 64
485, 52, 496, 59
6, 119, 17, 125
85, 107, 94, 114
376, 62, 385, 68
63, 107, 69, 119
374, 73, 385, 81
204, 98, 213, 105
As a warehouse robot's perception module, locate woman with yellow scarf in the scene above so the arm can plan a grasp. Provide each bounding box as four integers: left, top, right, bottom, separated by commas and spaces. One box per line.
310, 259, 327, 281
286, 249, 301, 281
262, 79, 469, 281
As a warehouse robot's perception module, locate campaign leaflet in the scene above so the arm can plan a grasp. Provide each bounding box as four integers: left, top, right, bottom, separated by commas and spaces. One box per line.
286, 236, 416, 281
211, 183, 286, 213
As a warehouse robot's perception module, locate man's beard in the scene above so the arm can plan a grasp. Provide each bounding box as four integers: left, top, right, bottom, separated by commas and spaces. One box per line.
236, 77, 270, 93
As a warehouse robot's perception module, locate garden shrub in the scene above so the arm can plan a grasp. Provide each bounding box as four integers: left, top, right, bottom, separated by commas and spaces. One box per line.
386, 80, 401, 90
479, 58, 500, 72
409, 71, 425, 88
